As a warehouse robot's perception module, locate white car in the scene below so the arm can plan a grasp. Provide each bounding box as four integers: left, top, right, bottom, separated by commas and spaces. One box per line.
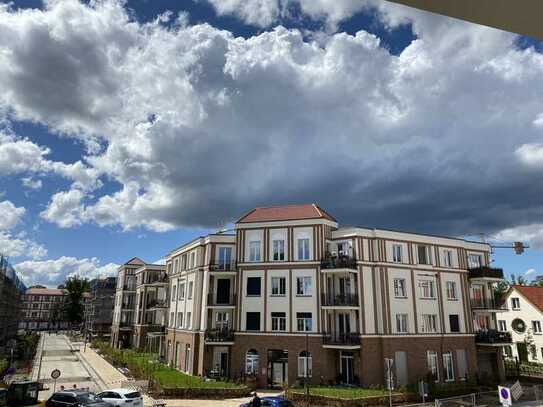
98, 389, 144, 406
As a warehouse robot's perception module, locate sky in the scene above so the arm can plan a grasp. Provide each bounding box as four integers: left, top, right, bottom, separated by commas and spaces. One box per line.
1, 0, 543, 287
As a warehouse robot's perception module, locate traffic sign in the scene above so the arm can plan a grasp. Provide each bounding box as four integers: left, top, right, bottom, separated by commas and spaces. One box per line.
498, 386, 511, 406
51, 369, 61, 380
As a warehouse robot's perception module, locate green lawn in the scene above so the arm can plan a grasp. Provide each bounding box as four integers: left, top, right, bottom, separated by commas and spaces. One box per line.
292, 386, 390, 399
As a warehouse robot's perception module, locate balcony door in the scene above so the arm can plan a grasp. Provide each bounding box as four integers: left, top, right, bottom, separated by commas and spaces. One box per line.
216, 311, 229, 330
218, 247, 232, 270
338, 277, 352, 297
340, 351, 355, 384
471, 284, 484, 307
216, 279, 231, 304
338, 313, 351, 337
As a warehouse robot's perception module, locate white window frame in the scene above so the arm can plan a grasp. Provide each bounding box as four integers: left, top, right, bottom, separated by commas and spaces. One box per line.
271, 312, 287, 331
512, 298, 520, 310
297, 238, 310, 260
272, 239, 285, 261
187, 281, 193, 300
249, 241, 261, 262
443, 352, 455, 382
468, 254, 482, 268
421, 314, 438, 333
392, 244, 403, 263
271, 277, 286, 296
446, 281, 457, 300
177, 312, 183, 329
418, 245, 430, 265
419, 280, 436, 299
179, 283, 185, 300
246, 350, 259, 375
498, 320, 507, 332
533, 321, 542, 334
396, 313, 408, 333
298, 351, 313, 378
186, 312, 191, 329
394, 278, 407, 298
427, 350, 439, 382
297, 313, 312, 332
296, 276, 312, 296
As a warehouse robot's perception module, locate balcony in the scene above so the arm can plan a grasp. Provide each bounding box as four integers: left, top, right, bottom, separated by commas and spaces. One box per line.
207, 293, 237, 307
322, 293, 359, 307
321, 255, 357, 271
123, 284, 137, 291
205, 328, 235, 344
470, 297, 508, 311
475, 329, 512, 345
322, 331, 360, 348
210, 261, 237, 272
146, 299, 168, 309
468, 267, 504, 280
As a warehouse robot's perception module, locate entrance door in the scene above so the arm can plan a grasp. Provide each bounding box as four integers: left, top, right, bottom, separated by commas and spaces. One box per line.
267, 350, 288, 388
216, 279, 231, 304
220, 352, 228, 376
340, 351, 355, 384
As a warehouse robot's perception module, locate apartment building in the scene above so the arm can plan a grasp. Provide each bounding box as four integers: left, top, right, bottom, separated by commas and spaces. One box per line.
161, 204, 509, 387
85, 277, 117, 339
19, 287, 69, 331
111, 258, 143, 348
498, 285, 543, 363
0, 256, 25, 350
133, 264, 168, 352
165, 233, 236, 377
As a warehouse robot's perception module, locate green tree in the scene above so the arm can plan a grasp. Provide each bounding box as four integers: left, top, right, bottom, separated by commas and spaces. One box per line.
63, 276, 90, 325
494, 280, 510, 302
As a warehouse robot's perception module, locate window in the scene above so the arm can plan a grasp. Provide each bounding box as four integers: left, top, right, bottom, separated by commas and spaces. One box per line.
177, 312, 183, 328
190, 252, 196, 268
446, 281, 457, 300
449, 314, 460, 332
181, 254, 187, 270
171, 286, 177, 302
418, 245, 429, 265
169, 312, 174, 328
249, 241, 261, 262
179, 283, 185, 300
174, 259, 179, 273
427, 351, 439, 382
443, 352, 455, 382
421, 314, 438, 333
297, 312, 312, 331
216, 312, 229, 330
296, 276, 312, 296
298, 351, 312, 378
247, 277, 262, 296
246, 312, 261, 331
188, 281, 193, 299
443, 250, 453, 267
511, 298, 520, 310
297, 238, 310, 260
271, 277, 286, 296
271, 312, 287, 331
392, 244, 403, 263
468, 254, 482, 268
456, 349, 468, 380
218, 247, 232, 270
186, 312, 191, 329
394, 279, 407, 298
396, 314, 408, 333
419, 280, 436, 299
533, 321, 542, 334
498, 320, 507, 331
246, 349, 259, 375
273, 240, 285, 261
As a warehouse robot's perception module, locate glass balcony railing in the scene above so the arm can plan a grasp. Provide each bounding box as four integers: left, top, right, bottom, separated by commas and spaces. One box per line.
210, 261, 237, 272
321, 255, 357, 270
475, 329, 512, 344
470, 297, 508, 310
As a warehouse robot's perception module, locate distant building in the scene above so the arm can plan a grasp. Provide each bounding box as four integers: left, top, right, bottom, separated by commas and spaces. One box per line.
85, 277, 117, 339
0, 256, 26, 351
19, 287, 69, 331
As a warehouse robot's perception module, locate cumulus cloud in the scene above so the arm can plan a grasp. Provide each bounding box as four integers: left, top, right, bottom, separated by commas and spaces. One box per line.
0, 200, 25, 230
1, 0, 543, 243
0, 231, 47, 259
21, 177, 42, 190
15, 256, 119, 287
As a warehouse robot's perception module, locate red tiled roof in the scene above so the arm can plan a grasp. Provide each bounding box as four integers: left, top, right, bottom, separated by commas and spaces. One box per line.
26, 288, 66, 295
236, 204, 337, 224
512, 285, 543, 312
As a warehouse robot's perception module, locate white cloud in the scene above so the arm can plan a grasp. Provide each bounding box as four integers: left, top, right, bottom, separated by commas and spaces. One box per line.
524, 268, 537, 278
15, 256, 118, 287
0, 200, 25, 230
21, 177, 42, 190
1, 0, 543, 238
495, 224, 543, 250
0, 231, 47, 259
516, 144, 543, 167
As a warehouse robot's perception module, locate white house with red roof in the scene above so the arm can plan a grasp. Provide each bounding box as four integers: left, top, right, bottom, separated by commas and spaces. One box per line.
499, 285, 543, 362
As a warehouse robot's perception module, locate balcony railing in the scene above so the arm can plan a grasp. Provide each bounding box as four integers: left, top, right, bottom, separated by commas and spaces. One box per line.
123, 284, 137, 290
146, 299, 168, 309
321, 255, 357, 270
470, 297, 508, 311
207, 293, 237, 306
322, 331, 360, 346
475, 329, 512, 344
468, 267, 504, 280
210, 261, 237, 272
321, 293, 359, 307
205, 328, 235, 343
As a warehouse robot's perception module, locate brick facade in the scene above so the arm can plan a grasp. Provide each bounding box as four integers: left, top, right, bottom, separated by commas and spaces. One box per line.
166, 329, 201, 375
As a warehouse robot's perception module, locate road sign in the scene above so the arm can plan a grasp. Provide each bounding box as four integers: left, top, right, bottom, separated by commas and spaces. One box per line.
51, 369, 61, 380
498, 386, 511, 407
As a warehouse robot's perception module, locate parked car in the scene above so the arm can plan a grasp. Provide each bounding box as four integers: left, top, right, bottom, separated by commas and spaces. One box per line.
239, 396, 294, 407
45, 390, 112, 406
97, 389, 144, 406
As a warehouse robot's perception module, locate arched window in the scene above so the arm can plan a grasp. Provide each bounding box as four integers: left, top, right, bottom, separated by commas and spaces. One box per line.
298, 351, 312, 378
246, 349, 259, 375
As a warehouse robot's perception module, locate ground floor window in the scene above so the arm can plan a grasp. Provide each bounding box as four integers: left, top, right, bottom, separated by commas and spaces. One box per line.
184, 345, 191, 372
427, 350, 439, 382
298, 351, 312, 378
443, 352, 454, 382
246, 349, 259, 375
